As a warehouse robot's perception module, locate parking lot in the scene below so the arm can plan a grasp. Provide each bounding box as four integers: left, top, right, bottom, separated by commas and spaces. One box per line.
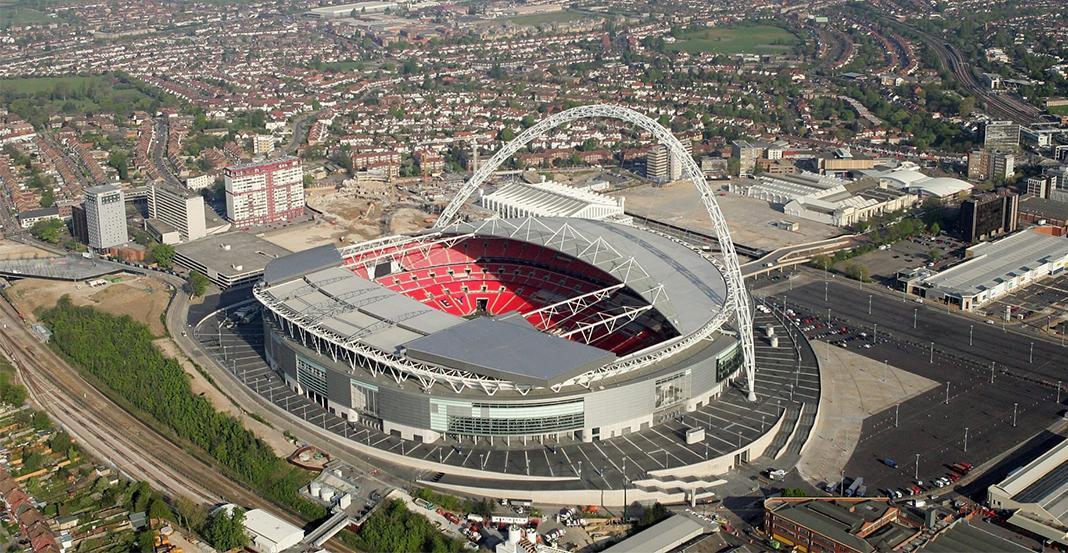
981, 272, 1068, 335
831, 233, 966, 285
191, 301, 817, 492
755, 275, 1066, 499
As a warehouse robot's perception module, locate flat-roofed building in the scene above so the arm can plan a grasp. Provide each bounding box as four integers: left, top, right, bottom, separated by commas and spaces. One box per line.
148, 185, 207, 242
601, 514, 709, 553
988, 438, 1068, 548
984, 120, 1020, 149
903, 227, 1068, 311
224, 157, 304, 229
84, 184, 127, 249
959, 189, 1018, 243
173, 232, 291, 289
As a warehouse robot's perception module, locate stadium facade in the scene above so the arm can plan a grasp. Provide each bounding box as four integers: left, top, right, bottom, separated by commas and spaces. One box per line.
255, 217, 747, 443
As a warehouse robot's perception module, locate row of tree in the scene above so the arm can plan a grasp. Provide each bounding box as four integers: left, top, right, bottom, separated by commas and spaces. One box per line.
42, 298, 327, 521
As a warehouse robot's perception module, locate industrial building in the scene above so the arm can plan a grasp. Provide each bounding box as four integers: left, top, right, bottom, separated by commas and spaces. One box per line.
224, 157, 305, 229
148, 185, 208, 243
730, 172, 915, 228
242, 509, 304, 553
983, 120, 1021, 149
901, 227, 1068, 311
173, 232, 291, 289
600, 514, 709, 553
863, 162, 973, 199
988, 438, 1068, 547
84, 184, 128, 249
308, 1, 397, 17
479, 179, 626, 222
958, 190, 1019, 243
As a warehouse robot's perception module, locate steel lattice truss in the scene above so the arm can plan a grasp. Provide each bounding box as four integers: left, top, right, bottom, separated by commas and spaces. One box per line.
433, 104, 757, 401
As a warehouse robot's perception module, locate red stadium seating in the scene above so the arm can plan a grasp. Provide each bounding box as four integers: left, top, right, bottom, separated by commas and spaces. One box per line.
342, 236, 666, 354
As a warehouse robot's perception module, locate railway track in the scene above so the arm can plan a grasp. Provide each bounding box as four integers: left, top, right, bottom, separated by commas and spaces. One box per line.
0, 298, 353, 552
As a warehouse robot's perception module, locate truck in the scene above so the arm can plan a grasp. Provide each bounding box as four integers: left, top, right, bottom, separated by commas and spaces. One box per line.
845, 477, 864, 497
233, 304, 261, 324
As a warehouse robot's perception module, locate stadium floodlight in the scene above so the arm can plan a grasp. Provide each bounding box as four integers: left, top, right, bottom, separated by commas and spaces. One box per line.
433, 104, 757, 400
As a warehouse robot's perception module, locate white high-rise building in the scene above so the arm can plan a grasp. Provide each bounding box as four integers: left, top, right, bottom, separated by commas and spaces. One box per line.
149, 185, 207, 242
224, 157, 305, 228
646, 141, 692, 183
84, 184, 127, 249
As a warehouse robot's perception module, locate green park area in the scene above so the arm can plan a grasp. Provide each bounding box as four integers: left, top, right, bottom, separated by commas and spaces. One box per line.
0, 74, 173, 127
667, 23, 799, 55
1049, 105, 1068, 116
0, 0, 51, 28
505, 9, 588, 26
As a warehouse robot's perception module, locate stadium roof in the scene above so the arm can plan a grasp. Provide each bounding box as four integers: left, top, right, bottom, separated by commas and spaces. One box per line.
403, 317, 616, 387
441, 218, 728, 336
919, 229, 1068, 298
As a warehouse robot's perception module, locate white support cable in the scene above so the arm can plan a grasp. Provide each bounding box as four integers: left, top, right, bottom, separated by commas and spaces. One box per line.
433, 104, 757, 401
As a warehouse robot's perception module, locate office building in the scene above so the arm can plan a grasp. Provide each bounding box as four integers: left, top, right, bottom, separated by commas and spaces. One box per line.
84, 184, 128, 249
252, 135, 275, 156
967, 150, 991, 181
1026, 176, 1053, 199
173, 232, 291, 289
992, 151, 1015, 182
148, 185, 207, 243
646, 141, 691, 182
958, 189, 1018, 243
70, 204, 88, 244
732, 140, 766, 176
224, 157, 305, 228
983, 120, 1021, 149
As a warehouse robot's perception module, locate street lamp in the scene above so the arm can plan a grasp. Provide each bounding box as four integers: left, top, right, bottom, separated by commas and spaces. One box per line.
913, 308, 918, 329
868, 295, 872, 315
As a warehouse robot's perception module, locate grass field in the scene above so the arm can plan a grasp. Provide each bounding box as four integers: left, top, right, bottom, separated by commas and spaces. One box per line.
667, 23, 799, 55
0, 75, 101, 94
0, 6, 50, 27
1050, 105, 1068, 116
505, 9, 588, 26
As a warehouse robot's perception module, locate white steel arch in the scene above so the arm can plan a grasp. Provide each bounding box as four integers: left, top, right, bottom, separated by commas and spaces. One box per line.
435, 104, 757, 401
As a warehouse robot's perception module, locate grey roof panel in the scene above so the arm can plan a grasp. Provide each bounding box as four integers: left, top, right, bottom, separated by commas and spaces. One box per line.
402, 317, 616, 387
262, 244, 342, 286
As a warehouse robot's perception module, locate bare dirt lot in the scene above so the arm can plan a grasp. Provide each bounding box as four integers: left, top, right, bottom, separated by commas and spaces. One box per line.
7, 274, 172, 336
0, 240, 56, 260
262, 188, 435, 251
613, 181, 844, 251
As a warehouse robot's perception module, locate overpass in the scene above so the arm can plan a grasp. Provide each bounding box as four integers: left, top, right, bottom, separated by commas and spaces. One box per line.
740, 235, 857, 278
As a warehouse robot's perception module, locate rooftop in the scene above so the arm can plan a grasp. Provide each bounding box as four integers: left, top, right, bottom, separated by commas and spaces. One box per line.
403, 316, 616, 387
174, 232, 291, 277
919, 520, 1030, 552
920, 228, 1068, 298
600, 514, 708, 553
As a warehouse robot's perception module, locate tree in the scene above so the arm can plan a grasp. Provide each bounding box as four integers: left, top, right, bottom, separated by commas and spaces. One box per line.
108, 151, 129, 180
845, 263, 870, 282
204, 508, 249, 551
187, 270, 209, 297
30, 219, 65, 244
49, 432, 73, 456
175, 497, 208, 532
928, 221, 941, 235
811, 254, 833, 271
928, 248, 941, 261
150, 243, 175, 269
148, 497, 171, 521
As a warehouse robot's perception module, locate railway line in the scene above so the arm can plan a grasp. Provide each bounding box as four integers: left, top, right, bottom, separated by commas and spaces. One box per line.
0, 297, 353, 552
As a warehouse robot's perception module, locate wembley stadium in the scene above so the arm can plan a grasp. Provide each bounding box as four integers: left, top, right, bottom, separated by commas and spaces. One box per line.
195, 105, 819, 503
254, 217, 746, 444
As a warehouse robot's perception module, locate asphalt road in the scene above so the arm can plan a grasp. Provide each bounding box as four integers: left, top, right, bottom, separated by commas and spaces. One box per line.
757, 276, 1066, 495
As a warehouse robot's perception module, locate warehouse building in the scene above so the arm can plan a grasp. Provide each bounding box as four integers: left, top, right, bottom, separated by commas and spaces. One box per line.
901, 227, 1068, 311
988, 438, 1068, 548
731, 172, 915, 228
